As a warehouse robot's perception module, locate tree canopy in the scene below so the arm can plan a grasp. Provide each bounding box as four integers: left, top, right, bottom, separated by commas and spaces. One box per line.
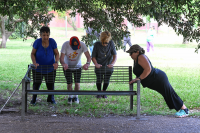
0, 0, 54, 48
1, 0, 200, 52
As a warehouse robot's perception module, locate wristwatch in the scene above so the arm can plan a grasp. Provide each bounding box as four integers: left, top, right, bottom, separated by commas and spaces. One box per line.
86, 62, 90, 65
138, 76, 141, 80
55, 61, 58, 63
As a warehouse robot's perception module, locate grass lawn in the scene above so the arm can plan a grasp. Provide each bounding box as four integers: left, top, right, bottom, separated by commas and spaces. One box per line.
0, 29, 200, 117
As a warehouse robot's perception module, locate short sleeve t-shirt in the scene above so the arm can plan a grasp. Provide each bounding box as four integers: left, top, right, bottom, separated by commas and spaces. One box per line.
60, 41, 88, 69
33, 38, 57, 73
147, 30, 156, 42
92, 40, 117, 66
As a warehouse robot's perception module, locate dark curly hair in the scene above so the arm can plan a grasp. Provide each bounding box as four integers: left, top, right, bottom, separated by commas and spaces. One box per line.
126, 44, 145, 55
40, 26, 50, 35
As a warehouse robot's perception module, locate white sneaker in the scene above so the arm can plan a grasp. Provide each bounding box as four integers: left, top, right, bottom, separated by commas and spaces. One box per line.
73, 97, 79, 104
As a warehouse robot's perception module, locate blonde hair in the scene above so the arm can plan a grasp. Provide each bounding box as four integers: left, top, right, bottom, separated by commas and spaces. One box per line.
100, 31, 112, 43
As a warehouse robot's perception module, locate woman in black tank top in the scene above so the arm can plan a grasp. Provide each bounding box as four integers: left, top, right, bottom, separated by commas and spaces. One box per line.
126, 44, 189, 118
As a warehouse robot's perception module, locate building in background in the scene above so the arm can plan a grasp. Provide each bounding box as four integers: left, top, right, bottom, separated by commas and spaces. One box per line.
48, 11, 173, 33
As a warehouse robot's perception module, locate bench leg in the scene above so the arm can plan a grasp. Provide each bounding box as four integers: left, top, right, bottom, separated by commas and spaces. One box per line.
25, 82, 30, 112
21, 79, 26, 120
129, 84, 133, 110
136, 80, 141, 119
25, 93, 27, 112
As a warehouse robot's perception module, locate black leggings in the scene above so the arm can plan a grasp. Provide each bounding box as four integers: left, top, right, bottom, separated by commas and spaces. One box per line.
95, 69, 113, 91
147, 69, 183, 111
31, 69, 56, 103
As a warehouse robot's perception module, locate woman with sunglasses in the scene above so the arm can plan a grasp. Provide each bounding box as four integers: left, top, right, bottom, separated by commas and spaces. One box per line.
92, 31, 117, 98
127, 44, 189, 118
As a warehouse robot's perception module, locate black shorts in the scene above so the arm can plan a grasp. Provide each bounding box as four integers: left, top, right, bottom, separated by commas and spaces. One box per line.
63, 68, 82, 84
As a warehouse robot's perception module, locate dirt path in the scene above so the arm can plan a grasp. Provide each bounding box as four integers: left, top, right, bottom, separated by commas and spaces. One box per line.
0, 112, 200, 133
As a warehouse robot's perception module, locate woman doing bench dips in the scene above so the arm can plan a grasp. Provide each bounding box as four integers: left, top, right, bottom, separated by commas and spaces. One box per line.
127, 44, 189, 118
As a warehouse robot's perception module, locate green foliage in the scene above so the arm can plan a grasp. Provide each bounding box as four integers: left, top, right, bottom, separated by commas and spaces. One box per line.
57, 11, 66, 20
0, 0, 55, 40
146, 15, 151, 23
49, 0, 200, 51
8, 22, 26, 39
1, 0, 200, 50
56, 10, 78, 31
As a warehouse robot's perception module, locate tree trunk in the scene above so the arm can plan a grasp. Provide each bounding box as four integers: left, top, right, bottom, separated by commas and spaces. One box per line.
71, 20, 77, 31
182, 37, 189, 44
1, 31, 12, 48
67, 17, 77, 31
157, 23, 159, 34
1, 33, 8, 48
0, 16, 9, 48
0, 17, 3, 48
0, 16, 22, 48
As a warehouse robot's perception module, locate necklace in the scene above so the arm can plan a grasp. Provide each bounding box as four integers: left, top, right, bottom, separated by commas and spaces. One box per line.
42, 42, 49, 55
102, 46, 107, 57
42, 41, 49, 48
44, 47, 47, 55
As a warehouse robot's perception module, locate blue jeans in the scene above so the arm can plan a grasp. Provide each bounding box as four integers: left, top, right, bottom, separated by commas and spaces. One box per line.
123, 39, 132, 47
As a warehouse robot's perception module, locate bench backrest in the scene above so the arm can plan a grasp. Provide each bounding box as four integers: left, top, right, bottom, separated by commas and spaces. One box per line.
28, 65, 133, 84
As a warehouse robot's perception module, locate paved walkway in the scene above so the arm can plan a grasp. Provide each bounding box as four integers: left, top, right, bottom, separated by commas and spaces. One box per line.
0, 114, 200, 133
